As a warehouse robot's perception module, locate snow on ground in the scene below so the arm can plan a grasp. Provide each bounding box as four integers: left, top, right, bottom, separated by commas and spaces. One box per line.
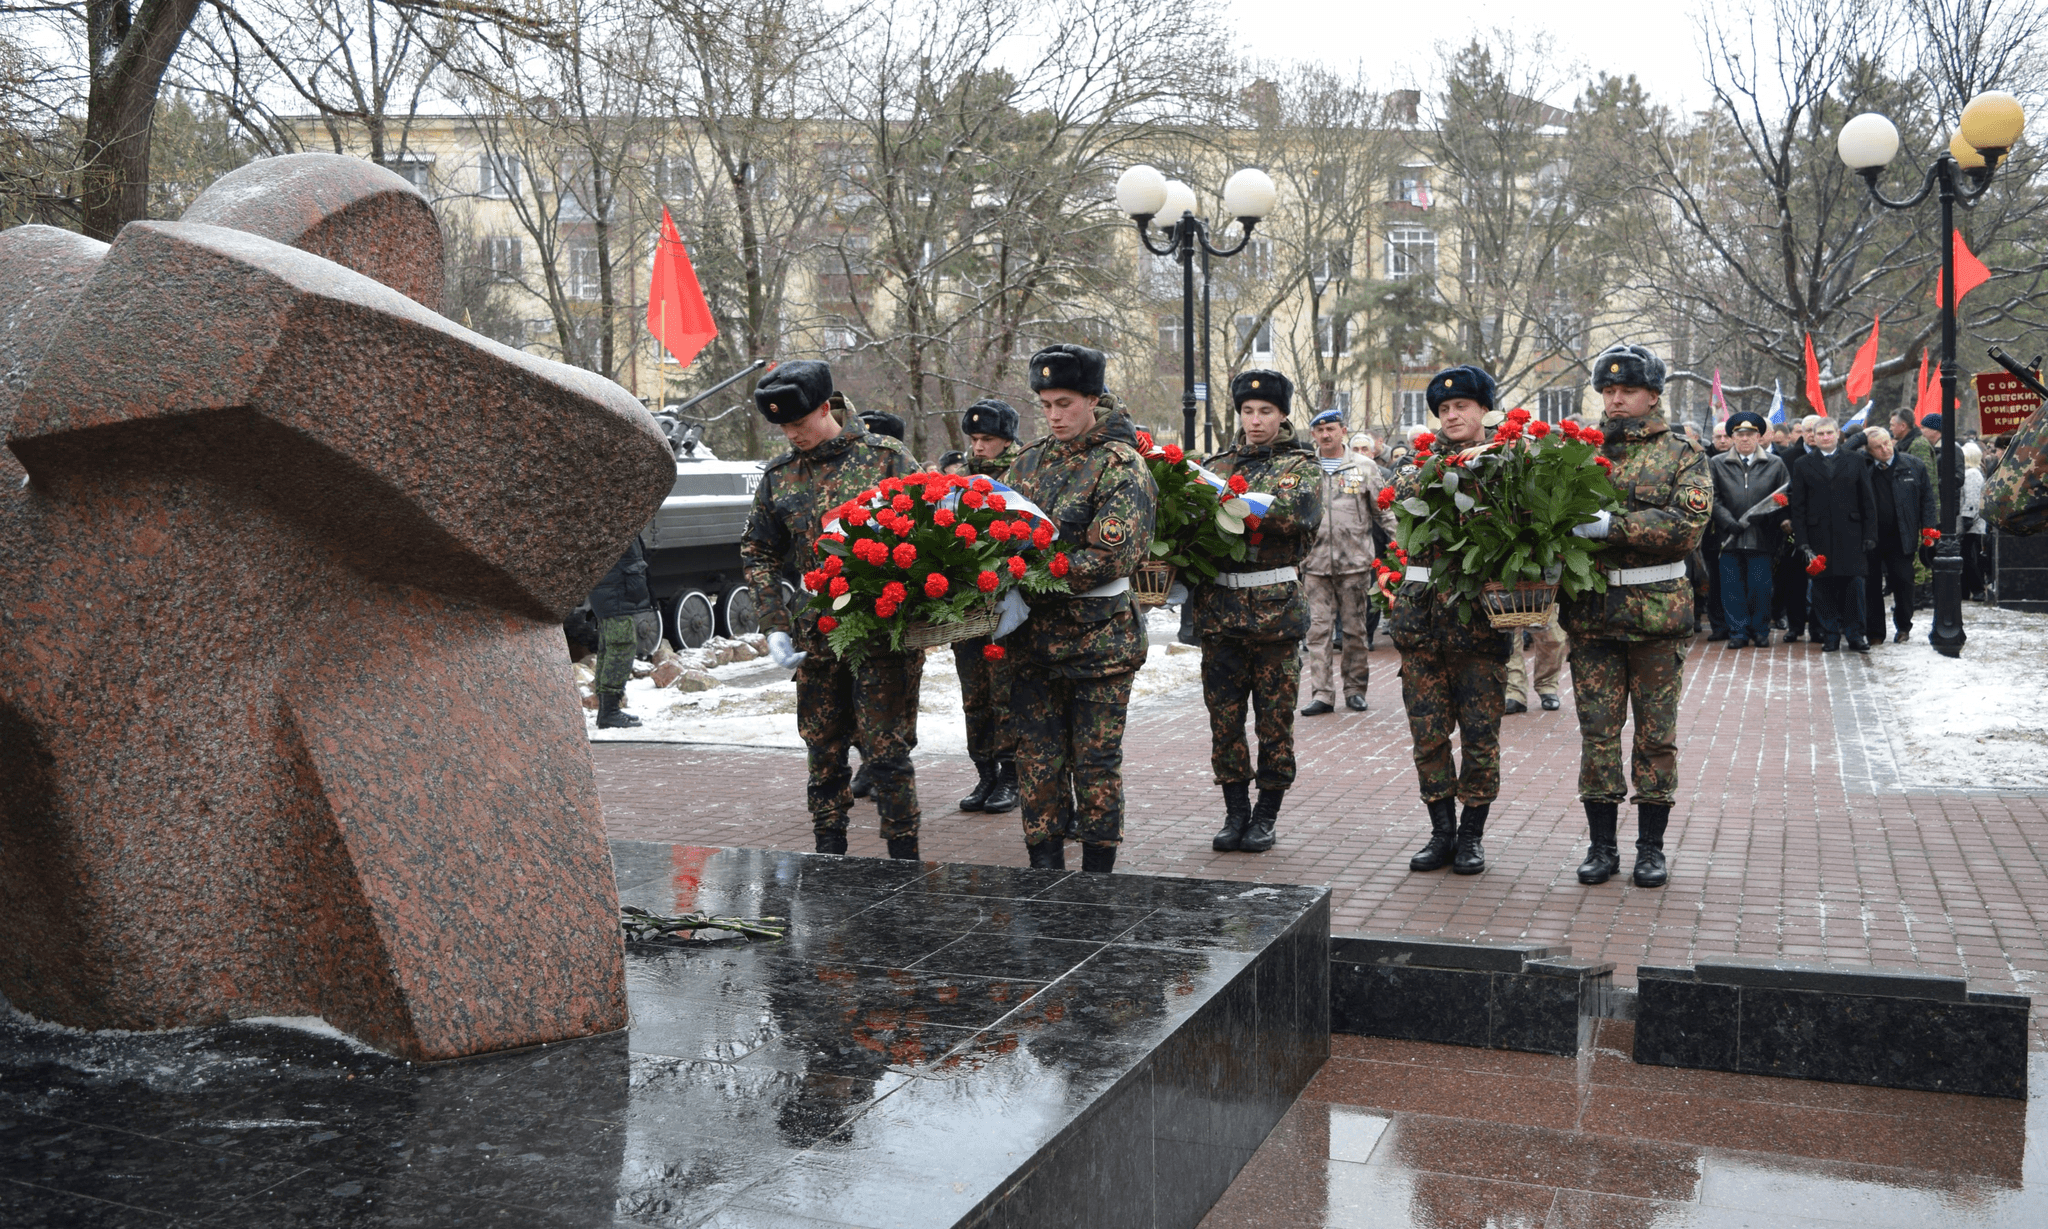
1864, 602, 2048, 790
587, 608, 1205, 748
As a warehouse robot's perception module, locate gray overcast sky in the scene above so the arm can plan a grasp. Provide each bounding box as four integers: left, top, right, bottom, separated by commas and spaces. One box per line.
1219, 0, 1719, 113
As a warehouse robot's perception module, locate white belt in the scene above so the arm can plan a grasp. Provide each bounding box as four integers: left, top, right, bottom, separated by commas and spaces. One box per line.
1404, 566, 1432, 583
1605, 561, 1687, 585
1214, 567, 1298, 589
1077, 577, 1130, 598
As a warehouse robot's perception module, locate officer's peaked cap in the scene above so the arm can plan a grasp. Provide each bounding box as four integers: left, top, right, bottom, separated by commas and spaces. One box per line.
1726, 410, 1768, 435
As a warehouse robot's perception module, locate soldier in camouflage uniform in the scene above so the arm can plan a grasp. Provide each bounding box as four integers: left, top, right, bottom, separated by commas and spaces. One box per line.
1382, 366, 1512, 875
1198, 370, 1324, 854
1562, 344, 1711, 889
944, 398, 1024, 814
1005, 344, 1158, 873
739, 360, 926, 859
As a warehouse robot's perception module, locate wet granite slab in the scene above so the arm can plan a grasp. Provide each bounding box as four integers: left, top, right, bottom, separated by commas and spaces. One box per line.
1329, 932, 1612, 1057
0, 843, 1329, 1227
1635, 962, 2030, 1099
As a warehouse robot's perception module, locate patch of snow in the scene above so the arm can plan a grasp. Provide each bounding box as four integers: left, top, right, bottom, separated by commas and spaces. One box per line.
1862, 603, 2048, 790
589, 607, 1205, 748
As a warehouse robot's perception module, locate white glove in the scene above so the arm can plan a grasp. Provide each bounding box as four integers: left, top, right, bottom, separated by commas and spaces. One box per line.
993, 587, 1031, 640
767, 630, 806, 669
1571, 510, 1612, 540
1165, 582, 1190, 606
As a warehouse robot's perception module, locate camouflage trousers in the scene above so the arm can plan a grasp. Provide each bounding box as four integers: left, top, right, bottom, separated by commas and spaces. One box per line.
1506, 612, 1568, 705
1398, 646, 1506, 804
1013, 667, 1134, 848
1202, 635, 1302, 789
951, 635, 1016, 764
594, 615, 636, 699
1570, 637, 1687, 806
797, 649, 923, 839
1304, 572, 1373, 704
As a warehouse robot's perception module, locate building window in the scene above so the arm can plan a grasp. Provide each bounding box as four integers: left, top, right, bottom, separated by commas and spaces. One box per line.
1317, 314, 1349, 358
565, 241, 602, 301
1331, 390, 1353, 415
1390, 176, 1432, 208
818, 321, 858, 353
1244, 236, 1275, 280
1538, 386, 1581, 423
388, 158, 432, 192
654, 156, 694, 201
1158, 315, 1184, 353
480, 236, 521, 280
479, 154, 521, 198
1235, 314, 1272, 360
1387, 227, 1436, 280
1313, 247, 1351, 289
1398, 389, 1429, 428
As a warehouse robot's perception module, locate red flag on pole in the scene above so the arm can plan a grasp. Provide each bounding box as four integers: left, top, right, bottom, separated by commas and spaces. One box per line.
1845, 313, 1880, 404
1803, 332, 1826, 415
1912, 347, 1939, 425
1933, 230, 1993, 305
647, 207, 717, 369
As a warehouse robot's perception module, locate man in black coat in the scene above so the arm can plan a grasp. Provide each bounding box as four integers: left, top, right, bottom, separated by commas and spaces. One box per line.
1861, 426, 1936, 644
1709, 411, 1790, 647
588, 537, 655, 727
1769, 418, 1811, 639
1789, 418, 1877, 653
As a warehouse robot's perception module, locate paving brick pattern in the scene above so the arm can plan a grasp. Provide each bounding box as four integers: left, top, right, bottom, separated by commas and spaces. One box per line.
593, 635, 2048, 1038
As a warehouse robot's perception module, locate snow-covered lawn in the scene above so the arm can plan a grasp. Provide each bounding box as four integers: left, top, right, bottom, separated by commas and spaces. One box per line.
587, 609, 1206, 748
1863, 602, 2048, 790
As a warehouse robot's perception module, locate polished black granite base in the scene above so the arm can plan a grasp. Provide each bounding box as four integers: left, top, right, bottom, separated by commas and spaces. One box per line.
1636, 958, 2030, 1099
1, 844, 1329, 1227
1328, 933, 1614, 1057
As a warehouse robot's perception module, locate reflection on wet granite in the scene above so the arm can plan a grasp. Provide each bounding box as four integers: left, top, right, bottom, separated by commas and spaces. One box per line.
2, 844, 1329, 1227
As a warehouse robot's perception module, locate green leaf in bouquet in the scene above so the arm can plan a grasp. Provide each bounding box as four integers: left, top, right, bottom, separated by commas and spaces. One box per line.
1216, 509, 1244, 533
1221, 496, 1251, 518
1453, 491, 1476, 514
816, 538, 850, 557
1400, 497, 1430, 517
1150, 539, 1173, 557
1440, 469, 1460, 493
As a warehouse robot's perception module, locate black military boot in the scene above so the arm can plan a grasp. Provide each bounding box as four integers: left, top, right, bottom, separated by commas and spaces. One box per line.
1081, 843, 1117, 874
1633, 804, 1672, 888
1409, 798, 1458, 871
958, 761, 998, 812
1452, 802, 1489, 875
1240, 788, 1282, 853
1026, 840, 1065, 870
981, 761, 1019, 813
814, 828, 848, 855
596, 693, 642, 729
886, 836, 921, 861
849, 759, 874, 799
1212, 780, 1252, 852
1576, 801, 1621, 884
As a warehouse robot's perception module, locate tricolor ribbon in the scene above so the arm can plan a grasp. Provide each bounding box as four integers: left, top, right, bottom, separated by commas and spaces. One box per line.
821, 476, 1056, 534
1188, 463, 1276, 516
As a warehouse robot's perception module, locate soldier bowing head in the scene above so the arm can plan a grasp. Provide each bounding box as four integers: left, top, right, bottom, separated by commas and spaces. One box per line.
1592, 343, 1667, 421
1030, 343, 1108, 441
1231, 369, 1293, 446
1426, 365, 1498, 445
754, 360, 840, 449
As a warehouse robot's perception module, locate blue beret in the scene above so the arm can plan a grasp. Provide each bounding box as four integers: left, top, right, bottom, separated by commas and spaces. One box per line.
1309, 407, 1345, 427
1425, 365, 1496, 414
1919, 413, 1944, 431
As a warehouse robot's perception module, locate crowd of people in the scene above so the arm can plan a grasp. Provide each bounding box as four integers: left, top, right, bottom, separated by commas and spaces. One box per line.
579, 340, 2000, 884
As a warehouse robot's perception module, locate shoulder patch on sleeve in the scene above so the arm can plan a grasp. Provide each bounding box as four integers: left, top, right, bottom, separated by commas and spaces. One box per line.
1680, 485, 1712, 514
1097, 515, 1131, 547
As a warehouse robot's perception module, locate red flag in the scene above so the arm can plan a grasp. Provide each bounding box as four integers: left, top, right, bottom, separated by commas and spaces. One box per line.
1803, 332, 1825, 415
647, 208, 717, 369
1913, 347, 1941, 424
1932, 230, 1993, 305
1845, 314, 1879, 404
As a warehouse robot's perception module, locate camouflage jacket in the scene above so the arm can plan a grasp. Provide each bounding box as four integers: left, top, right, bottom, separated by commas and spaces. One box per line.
1193, 422, 1324, 643
1388, 452, 1509, 658
1560, 414, 1711, 643
741, 421, 920, 647
942, 441, 1023, 481
1005, 409, 1159, 678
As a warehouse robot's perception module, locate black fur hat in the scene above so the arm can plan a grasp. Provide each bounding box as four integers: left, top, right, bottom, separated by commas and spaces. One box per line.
961, 398, 1019, 441
753, 360, 834, 424
1027, 343, 1107, 396
1591, 343, 1666, 393
859, 410, 905, 441
1231, 369, 1293, 416
1425, 365, 1496, 414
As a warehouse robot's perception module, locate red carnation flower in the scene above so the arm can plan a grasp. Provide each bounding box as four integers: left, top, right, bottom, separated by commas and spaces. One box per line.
1806, 554, 1828, 576
924, 572, 949, 597
892, 494, 913, 512
1560, 421, 1582, 439
1395, 547, 1408, 560
1013, 519, 1034, 539
1228, 473, 1248, 495
1772, 493, 1789, 506
1529, 420, 1551, 438
1377, 486, 1397, 510
817, 615, 839, 633
803, 568, 826, 590
1583, 428, 1606, 446
828, 576, 849, 597
1049, 552, 1070, 577
971, 476, 993, 493
934, 507, 956, 527
1921, 527, 1942, 545
956, 523, 977, 543
976, 570, 1000, 593
876, 599, 899, 618
1008, 555, 1028, 579
882, 581, 907, 602
1163, 444, 1185, 463
845, 505, 871, 525
921, 484, 947, 503
963, 490, 986, 509
1032, 524, 1054, 550
860, 487, 881, 501
893, 542, 918, 568
1414, 432, 1436, 449
1507, 407, 1531, 423
983, 643, 1006, 661
990, 520, 1012, 541
988, 494, 1008, 511
1595, 456, 1614, 471
823, 555, 844, 576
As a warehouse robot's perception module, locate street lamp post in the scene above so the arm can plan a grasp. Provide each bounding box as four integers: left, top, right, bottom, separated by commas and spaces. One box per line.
1837, 92, 2026, 659
1115, 164, 1278, 449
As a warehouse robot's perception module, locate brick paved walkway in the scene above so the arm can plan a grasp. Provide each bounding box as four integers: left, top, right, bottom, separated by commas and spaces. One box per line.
592, 634, 2048, 1038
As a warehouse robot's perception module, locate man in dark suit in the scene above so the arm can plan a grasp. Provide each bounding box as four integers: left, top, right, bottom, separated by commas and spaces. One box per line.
1789, 418, 1877, 652
1770, 417, 1811, 639
1862, 426, 1936, 644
